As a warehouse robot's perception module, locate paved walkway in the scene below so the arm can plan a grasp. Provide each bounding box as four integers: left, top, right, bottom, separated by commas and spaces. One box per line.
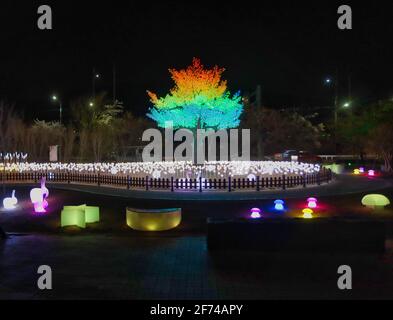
1, 234, 393, 299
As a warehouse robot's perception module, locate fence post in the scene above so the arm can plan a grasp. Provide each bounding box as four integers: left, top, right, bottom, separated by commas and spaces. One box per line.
199, 176, 202, 193
256, 176, 260, 191
282, 175, 286, 190
303, 174, 306, 188
228, 176, 231, 192
127, 175, 130, 190
146, 176, 149, 191
97, 172, 100, 186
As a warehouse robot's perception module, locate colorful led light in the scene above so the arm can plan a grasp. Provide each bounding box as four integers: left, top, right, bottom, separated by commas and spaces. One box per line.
307, 197, 317, 209
368, 170, 375, 177
353, 169, 360, 175
274, 199, 285, 211
250, 208, 261, 219
146, 58, 243, 130
359, 167, 365, 173
302, 208, 314, 219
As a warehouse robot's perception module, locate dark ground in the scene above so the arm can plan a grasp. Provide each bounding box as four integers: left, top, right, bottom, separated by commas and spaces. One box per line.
1, 175, 393, 299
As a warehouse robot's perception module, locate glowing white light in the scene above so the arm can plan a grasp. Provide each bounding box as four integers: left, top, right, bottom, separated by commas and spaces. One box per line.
30, 178, 49, 213
3, 190, 17, 210
4, 161, 321, 187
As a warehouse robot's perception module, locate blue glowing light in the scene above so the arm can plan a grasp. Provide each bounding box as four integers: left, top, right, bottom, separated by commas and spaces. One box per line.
274, 199, 285, 211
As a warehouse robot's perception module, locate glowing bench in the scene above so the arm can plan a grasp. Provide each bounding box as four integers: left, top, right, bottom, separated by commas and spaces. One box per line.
61, 205, 100, 229
126, 207, 181, 231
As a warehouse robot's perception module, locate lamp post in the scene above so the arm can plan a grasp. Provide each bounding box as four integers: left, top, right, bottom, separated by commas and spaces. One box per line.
92, 68, 100, 99
324, 74, 339, 153
52, 95, 63, 125
324, 76, 339, 127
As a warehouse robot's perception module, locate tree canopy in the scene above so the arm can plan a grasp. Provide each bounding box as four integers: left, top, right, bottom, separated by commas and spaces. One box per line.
146, 58, 243, 130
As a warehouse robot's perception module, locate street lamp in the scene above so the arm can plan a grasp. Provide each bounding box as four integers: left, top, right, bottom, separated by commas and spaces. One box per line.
92, 68, 100, 98
343, 102, 350, 108
51, 95, 63, 124
324, 72, 339, 154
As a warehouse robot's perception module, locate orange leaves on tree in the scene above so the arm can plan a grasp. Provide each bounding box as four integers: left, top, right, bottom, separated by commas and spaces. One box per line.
148, 58, 228, 108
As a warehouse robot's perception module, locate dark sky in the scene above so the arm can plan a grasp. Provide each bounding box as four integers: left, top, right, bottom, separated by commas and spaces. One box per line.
0, 1, 392, 121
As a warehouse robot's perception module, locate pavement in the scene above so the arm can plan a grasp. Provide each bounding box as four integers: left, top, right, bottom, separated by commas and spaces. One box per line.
2, 234, 393, 300
1, 174, 393, 300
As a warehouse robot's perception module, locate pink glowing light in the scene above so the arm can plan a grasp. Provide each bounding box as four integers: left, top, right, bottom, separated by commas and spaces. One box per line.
307, 197, 317, 209
250, 208, 261, 219
30, 177, 49, 213
368, 170, 375, 177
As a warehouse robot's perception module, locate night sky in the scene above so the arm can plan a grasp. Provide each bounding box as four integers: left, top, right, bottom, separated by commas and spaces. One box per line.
0, 1, 392, 122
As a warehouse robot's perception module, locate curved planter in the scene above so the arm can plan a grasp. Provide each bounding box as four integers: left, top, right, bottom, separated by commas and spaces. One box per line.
126, 207, 182, 231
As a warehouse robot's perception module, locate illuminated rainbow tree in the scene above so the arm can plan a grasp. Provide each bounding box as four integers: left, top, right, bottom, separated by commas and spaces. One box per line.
147, 58, 243, 131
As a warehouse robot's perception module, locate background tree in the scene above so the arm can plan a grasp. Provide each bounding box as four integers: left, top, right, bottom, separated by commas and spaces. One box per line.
71, 93, 124, 161
28, 120, 64, 160
336, 99, 393, 172
242, 106, 323, 159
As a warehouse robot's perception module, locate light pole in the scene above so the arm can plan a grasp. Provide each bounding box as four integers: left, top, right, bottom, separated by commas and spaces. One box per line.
52, 95, 63, 125
92, 68, 100, 99
324, 74, 339, 153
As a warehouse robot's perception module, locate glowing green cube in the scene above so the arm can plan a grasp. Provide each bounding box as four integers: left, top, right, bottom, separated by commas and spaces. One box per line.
85, 206, 100, 223
61, 205, 100, 228
61, 207, 86, 228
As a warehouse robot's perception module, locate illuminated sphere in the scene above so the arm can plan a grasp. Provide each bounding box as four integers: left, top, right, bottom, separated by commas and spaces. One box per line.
359, 167, 365, 173
368, 170, 375, 177
126, 207, 181, 231
353, 169, 360, 175
302, 208, 314, 219
250, 208, 261, 219
307, 197, 317, 209
274, 200, 285, 211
